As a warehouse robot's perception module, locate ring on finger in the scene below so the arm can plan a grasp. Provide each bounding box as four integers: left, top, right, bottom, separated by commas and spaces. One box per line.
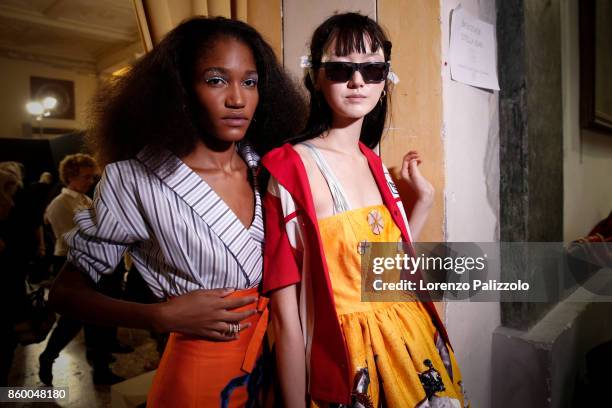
226, 322, 239, 337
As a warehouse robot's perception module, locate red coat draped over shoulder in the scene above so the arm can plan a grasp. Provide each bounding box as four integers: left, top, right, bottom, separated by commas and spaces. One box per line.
262, 142, 451, 404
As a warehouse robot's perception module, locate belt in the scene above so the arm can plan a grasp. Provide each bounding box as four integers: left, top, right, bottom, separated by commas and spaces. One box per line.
242, 295, 269, 373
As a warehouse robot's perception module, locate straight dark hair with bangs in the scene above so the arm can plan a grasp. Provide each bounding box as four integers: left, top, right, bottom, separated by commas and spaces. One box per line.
291, 12, 392, 148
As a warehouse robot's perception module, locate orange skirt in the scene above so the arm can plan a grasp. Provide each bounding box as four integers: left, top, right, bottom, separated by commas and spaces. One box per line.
147, 287, 269, 408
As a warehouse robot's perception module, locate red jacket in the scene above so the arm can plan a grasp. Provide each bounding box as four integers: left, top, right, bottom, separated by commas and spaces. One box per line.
262, 142, 451, 404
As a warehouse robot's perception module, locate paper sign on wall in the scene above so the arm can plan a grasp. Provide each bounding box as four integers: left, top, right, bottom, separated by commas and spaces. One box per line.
449, 6, 500, 90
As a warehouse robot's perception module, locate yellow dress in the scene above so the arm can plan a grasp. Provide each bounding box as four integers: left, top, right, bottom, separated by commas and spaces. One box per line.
313, 204, 468, 408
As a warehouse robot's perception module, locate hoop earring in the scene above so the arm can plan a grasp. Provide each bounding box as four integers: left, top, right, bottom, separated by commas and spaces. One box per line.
379, 89, 387, 105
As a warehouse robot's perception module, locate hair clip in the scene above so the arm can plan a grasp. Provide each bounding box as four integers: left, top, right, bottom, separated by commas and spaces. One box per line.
300, 55, 312, 68
388, 68, 400, 84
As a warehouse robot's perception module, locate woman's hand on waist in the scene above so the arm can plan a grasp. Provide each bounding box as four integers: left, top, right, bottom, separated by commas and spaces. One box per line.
155, 288, 258, 341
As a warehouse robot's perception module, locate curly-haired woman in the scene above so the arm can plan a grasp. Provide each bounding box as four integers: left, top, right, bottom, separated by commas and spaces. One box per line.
49, 16, 305, 407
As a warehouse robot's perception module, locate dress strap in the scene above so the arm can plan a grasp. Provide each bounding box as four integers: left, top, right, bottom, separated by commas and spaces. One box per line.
301, 142, 351, 214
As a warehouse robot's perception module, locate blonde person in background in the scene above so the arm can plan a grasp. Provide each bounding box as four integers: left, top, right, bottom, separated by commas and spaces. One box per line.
45, 154, 98, 273
0, 162, 26, 386
38, 153, 125, 386
0, 162, 22, 221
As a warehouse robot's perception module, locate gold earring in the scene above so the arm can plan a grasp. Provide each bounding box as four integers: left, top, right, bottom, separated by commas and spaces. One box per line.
379, 89, 387, 104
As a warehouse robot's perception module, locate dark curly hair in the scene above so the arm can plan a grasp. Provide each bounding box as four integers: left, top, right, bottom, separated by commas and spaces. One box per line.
290, 12, 392, 149
88, 16, 307, 166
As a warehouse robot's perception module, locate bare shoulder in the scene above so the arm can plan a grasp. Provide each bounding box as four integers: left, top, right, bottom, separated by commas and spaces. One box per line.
292, 143, 317, 174
291, 142, 309, 158
292, 141, 335, 218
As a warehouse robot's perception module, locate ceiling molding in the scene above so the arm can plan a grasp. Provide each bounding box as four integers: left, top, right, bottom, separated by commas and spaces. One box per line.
0, 46, 97, 73
97, 41, 143, 73
0, 3, 136, 43
41, 0, 67, 19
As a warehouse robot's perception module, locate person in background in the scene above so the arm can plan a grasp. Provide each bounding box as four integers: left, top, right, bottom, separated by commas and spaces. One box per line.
0, 162, 23, 221
38, 172, 53, 185
25, 171, 55, 283
0, 162, 28, 386
38, 153, 126, 386
44, 154, 97, 276
0, 162, 46, 271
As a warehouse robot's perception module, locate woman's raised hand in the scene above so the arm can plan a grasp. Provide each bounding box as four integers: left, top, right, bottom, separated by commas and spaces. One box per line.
156, 289, 257, 341
400, 150, 434, 205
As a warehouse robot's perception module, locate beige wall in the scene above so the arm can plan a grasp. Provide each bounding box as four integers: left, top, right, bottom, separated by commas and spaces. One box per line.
378, 0, 445, 242
247, 0, 282, 62
282, 0, 376, 81
0, 57, 98, 138
135, 0, 282, 60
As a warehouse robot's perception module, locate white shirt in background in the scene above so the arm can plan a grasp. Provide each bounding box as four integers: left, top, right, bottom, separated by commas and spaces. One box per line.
45, 187, 92, 257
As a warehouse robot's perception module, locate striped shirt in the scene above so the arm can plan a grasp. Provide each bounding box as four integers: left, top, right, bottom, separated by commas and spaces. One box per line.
66, 143, 264, 299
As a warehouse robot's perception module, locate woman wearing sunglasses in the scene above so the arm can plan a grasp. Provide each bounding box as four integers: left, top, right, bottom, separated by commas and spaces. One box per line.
262, 13, 468, 407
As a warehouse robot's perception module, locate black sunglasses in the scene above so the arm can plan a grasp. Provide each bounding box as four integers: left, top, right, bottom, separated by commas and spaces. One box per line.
321, 61, 390, 83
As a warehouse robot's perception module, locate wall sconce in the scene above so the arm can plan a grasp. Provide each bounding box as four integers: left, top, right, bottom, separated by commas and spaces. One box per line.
25, 96, 57, 136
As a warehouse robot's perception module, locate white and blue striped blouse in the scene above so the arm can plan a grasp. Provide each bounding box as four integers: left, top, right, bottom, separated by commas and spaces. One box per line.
65, 143, 264, 299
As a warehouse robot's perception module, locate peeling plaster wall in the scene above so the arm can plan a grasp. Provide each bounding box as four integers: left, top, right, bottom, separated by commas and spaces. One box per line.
441, 0, 500, 407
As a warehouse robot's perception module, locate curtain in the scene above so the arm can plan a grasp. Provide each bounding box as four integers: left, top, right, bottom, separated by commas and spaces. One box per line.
132, 0, 277, 56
